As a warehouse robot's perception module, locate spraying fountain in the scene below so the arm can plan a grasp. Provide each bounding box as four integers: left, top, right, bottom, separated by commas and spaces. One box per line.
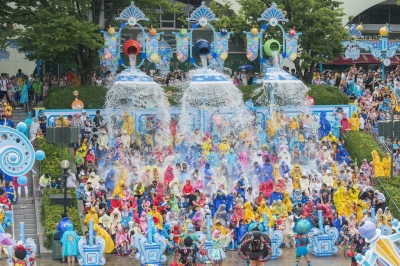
179, 2, 251, 135
104, 2, 170, 143
243, 2, 308, 107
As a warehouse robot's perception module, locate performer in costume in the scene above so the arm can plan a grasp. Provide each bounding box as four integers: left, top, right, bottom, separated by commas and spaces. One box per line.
294, 218, 314, 266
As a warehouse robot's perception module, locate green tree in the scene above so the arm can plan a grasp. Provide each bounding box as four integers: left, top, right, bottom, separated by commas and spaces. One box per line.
210, 0, 347, 83
0, 0, 182, 84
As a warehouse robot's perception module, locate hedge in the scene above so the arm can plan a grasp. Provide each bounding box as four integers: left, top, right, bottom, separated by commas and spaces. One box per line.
375, 177, 400, 220
38, 138, 69, 178
343, 131, 385, 167
308, 85, 350, 105
44, 86, 107, 109
43, 84, 348, 109
42, 188, 82, 250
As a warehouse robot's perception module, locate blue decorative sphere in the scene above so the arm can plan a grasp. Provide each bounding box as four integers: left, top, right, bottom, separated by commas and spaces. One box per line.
17, 176, 27, 186
16, 122, 28, 133
392, 219, 399, 227
358, 221, 376, 239
194, 39, 211, 56
355, 254, 362, 261
35, 150, 45, 161
9, 154, 17, 162
294, 219, 312, 234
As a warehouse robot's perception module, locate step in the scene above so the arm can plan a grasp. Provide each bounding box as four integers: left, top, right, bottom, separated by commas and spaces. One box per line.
17, 198, 34, 204
14, 213, 36, 220
14, 228, 37, 235
13, 223, 37, 230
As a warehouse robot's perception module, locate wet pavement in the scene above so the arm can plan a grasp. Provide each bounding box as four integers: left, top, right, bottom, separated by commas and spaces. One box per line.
27, 248, 350, 265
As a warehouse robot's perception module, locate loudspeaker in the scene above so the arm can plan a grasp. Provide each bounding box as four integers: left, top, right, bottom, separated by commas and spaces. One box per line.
378, 121, 392, 136
394, 120, 400, 137
45, 127, 79, 144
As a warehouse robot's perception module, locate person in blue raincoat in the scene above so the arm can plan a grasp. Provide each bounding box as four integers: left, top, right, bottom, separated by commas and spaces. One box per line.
226, 148, 238, 176
56, 213, 73, 239
269, 187, 283, 206
204, 163, 213, 187
60, 223, 81, 264
257, 127, 267, 147
336, 146, 350, 164
262, 158, 274, 183
279, 161, 290, 178
23, 112, 33, 138
185, 148, 196, 169
332, 116, 341, 139
208, 150, 219, 168
237, 176, 246, 200
318, 111, 331, 139
232, 162, 243, 181
235, 218, 248, 246
212, 189, 226, 217
225, 193, 234, 213
105, 169, 115, 193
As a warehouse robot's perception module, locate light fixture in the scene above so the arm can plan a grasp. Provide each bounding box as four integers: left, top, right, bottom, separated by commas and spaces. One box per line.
60, 160, 70, 170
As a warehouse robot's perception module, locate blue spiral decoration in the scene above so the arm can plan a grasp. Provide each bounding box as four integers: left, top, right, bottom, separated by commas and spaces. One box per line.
0, 126, 35, 176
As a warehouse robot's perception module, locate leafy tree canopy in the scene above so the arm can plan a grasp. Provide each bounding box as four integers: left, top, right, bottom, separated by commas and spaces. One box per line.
210, 0, 347, 82
0, 0, 182, 83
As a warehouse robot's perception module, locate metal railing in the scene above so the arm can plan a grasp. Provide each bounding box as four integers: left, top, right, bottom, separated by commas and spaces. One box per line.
364, 122, 392, 154
376, 178, 400, 217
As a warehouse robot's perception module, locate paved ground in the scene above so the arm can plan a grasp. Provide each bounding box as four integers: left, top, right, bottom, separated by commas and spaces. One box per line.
28, 248, 350, 265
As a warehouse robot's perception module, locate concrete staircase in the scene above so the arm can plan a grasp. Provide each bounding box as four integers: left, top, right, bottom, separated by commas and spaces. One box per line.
11, 107, 28, 125
12, 172, 38, 244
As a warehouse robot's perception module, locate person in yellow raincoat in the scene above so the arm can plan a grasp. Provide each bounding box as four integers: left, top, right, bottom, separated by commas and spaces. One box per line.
275, 200, 288, 218
326, 131, 337, 143
81, 138, 88, 157
149, 206, 163, 230
271, 110, 282, 130
371, 150, 385, 177
283, 191, 293, 213
382, 153, 392, 178
84, 207, 99, 225
349, 111, 360, 131
356, 201, 369, 225
211, 219, 227, 235
93, 224, 115, 253
244, 202, 255, 224
144, 134, 154, 148
290, 164, 303, 179
0, 204, 4, 224
257, 200, 274, 227
121, 111, 134, 136
202, 139, 212, 156
4, 102, 12, 118
111, 180, 125, 199
292, 177, 300, 190
289, 117, 300, 130
267, 120, 275, 137
218, 138, 230, 155
348, 185, 359, 204
273, 164, 280, 181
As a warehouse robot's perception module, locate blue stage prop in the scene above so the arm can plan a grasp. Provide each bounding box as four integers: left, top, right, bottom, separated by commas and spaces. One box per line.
134, 214, 167, 266
307, 210, 338, 257
78, 220, 106, 266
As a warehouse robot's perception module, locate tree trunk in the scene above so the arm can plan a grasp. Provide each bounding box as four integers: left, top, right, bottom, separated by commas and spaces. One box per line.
76, 44, 98, 85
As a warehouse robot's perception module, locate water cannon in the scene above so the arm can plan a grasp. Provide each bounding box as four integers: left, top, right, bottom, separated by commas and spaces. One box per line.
263, 39, 281, 57
194, 39, 211, 56
122, 39, 141, 56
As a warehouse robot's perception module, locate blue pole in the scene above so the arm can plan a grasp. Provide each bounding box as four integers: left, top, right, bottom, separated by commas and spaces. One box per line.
89, 219, 94, 247
20, 222, 25, 243
146, 214, 153, 244
371, 208, 376, 225
206, 215, 211, 241
263, 213, 268, 233
320, 63, 323, 72
317, 210, 323, 233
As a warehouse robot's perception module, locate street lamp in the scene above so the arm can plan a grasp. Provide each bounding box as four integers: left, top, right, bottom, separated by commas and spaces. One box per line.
60, 160, 70, 215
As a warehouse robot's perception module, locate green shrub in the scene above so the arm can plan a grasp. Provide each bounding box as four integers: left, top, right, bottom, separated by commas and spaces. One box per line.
44, 86, 107, 109
42, 188, 82, 250
343, 131, 385, 166
375, 177, 400, 219
38, 138, 69, 178
308, 85, 350, 105
44, 84, 349, 109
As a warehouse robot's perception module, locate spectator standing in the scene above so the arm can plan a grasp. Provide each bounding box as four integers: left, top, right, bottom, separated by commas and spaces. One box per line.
38, 111, 47, 136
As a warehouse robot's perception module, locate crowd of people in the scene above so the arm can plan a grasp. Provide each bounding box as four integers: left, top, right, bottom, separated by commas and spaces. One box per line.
45, 100, 395, 266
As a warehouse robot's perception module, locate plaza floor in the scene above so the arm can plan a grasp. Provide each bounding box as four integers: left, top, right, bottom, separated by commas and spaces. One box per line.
25, 248, 350, 266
